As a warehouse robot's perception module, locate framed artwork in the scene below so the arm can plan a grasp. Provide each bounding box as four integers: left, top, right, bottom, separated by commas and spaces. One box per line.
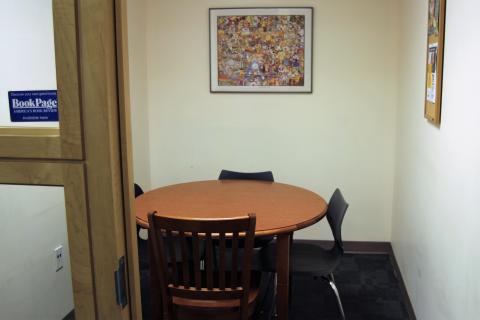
424, 0, 446, 125
209, 7, 313, 93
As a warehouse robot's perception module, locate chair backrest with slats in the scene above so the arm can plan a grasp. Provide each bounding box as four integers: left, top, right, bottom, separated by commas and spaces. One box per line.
326, 188, 349, 252
148, 212, 256, 320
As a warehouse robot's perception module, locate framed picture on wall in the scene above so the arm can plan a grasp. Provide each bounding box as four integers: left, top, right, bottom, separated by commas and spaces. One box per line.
424, 0, 446, 125
209, 7, 313, 93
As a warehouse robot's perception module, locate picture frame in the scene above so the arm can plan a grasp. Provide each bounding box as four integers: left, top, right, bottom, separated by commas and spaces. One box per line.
424, 0, 446, 125
209, 7, 313, 93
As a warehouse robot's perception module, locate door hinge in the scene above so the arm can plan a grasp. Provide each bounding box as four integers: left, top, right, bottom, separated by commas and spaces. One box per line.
114, 256, 127, 308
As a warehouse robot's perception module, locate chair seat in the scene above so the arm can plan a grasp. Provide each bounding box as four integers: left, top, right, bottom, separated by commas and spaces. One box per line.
216, 247, 266, 271
253, 235, 274, 248
259, 242, 342, 276
173, 284, 260, 320
173, 286, 259, 309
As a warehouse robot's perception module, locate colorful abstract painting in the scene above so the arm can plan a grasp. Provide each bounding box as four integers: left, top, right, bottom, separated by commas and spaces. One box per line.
210, 8, 312, 92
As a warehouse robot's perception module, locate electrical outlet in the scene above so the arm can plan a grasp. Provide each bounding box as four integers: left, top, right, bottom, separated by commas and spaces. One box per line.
54, 245, 64, 272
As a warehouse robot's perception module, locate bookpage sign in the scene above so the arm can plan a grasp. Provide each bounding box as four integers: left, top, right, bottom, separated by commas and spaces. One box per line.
424, 0, 446, 125
8, 90, 58, 122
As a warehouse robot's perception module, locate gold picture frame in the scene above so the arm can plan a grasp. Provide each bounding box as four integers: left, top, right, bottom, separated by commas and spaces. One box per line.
424, 0, 447, 125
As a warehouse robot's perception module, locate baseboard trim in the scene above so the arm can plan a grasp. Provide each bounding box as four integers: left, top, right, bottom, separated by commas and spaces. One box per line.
297, 240, 417, 320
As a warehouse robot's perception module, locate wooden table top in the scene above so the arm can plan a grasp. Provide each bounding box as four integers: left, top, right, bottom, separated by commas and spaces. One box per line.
135, 180, 328, 236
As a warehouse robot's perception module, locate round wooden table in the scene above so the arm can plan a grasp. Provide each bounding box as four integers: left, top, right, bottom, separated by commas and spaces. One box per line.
135, 180, 328, 320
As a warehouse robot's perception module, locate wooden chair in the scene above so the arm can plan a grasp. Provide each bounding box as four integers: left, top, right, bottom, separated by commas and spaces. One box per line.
148, 212, 260, 320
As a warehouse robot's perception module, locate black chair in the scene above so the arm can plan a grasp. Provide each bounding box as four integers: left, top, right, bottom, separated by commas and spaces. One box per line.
259, 188, 349, 319
134, 183, 144, 198
219, 169, 274, 182
218, 170, 275, 249
135, 183, 150, 270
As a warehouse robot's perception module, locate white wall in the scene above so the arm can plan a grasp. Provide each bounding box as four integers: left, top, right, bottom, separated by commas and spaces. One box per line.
0, 0, 58, 128
127, 0, 152, 190
392, 0, 480, 319
0, 185, 74, 320
129, 0, 399, 241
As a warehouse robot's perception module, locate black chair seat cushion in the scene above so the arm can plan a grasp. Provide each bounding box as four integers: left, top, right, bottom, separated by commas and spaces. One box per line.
215, 235, 274, 251
258, 241, 342, 275
253, 236, 274, 248
215, 248, 265, 271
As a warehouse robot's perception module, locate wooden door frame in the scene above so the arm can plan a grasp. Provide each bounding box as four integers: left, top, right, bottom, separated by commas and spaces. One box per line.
114, 0, 143, 319
0, 161, 96, 319
0, 0, 141, 319
0, 0, 82, 160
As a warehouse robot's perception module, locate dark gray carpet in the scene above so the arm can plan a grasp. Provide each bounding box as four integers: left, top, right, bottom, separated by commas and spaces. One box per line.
140, 253, 410, 320
290, 254, 410, 320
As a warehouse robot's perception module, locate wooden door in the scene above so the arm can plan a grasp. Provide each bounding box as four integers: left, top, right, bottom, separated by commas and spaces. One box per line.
0, 0, 140, 319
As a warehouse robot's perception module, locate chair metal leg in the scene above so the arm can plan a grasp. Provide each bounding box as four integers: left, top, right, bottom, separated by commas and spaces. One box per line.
273, 274, 278, 319
328, 273, 346, 320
